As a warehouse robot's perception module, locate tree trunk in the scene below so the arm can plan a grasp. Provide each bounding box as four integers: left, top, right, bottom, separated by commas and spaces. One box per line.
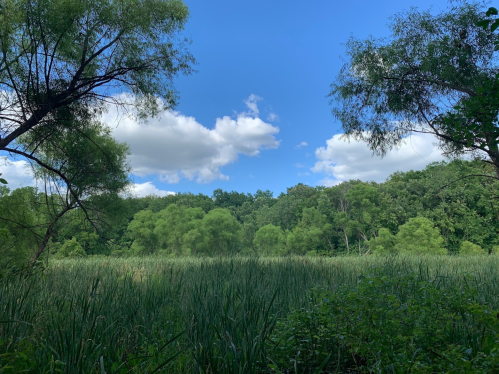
31, 220, 56, 264
31, 207, 71, 264
343, 230, 349, 253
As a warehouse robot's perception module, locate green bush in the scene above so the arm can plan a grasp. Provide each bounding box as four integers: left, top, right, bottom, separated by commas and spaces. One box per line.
460, 241, 487, 255
253, 224, 286, 255
369, 228, 396, 255
56, 237, 87, 258
269, 270, 499, 373
395, 217, 446, 254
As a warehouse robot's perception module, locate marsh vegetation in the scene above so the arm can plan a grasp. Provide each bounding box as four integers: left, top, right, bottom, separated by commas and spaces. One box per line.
2, 255, 499, 373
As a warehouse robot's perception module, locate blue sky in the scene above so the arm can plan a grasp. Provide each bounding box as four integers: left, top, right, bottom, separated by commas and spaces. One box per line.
1, 0, 457, 197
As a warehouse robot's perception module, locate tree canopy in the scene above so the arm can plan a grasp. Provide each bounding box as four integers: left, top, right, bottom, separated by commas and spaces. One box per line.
0, 160, 489, 261
329, 2, 499, 176
0, 0, 195, 262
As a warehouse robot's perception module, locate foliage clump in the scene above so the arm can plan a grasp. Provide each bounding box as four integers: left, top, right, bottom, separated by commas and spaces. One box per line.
253, 224, 286, 255
270, 269, 499, 373
55, 237, 87, 258
395, 217, 446, 254
460, 240, 487, 255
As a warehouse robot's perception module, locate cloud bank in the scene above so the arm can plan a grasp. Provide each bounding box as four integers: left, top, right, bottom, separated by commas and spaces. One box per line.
105, 95, 280, 183
312, 133, 447, 186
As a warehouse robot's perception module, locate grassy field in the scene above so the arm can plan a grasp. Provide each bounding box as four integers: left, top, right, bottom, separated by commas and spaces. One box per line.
1, 255, 499, 373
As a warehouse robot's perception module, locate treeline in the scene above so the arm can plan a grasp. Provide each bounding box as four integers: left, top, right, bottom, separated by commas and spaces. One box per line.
1, 159, 498, 263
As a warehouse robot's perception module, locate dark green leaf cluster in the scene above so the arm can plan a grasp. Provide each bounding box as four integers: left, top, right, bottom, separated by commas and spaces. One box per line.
270, 269, 499, 373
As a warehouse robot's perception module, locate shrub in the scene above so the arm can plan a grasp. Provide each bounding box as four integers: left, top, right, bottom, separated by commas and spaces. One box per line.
460, 241, 487, 255
57, 237, 87, 258
269, 271, 499, 373
368, 228, 396, 255
253, 224, 285, 255
395, 217, 446, 254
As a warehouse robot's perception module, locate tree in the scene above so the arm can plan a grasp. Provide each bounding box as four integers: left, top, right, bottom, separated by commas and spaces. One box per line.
0, 0, 194, 153
298, 207, 334, 254
128, 209, 158, 255
459, 240, 486, 255
285, 227, 310, 255
0, 187, 45, 266
201, 208, 242, 255
329, 2, 499, 177
395, 217, 446, 255
368, 228, 396, 255
0, 0, 194, 260
345, 183, 382, 253
28, 120, 130, 261
154, 204, 205, 255
253, 224, 285, 256
56, 237, 87, 258
154, 204, 185, 254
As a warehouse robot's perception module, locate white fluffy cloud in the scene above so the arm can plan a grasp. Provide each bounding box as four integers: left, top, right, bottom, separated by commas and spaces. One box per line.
0, 157, 36, 189
105, 95, 280, 183
295, 141, 308, 148
312, 133, 447, 186
128, 182, 175, 197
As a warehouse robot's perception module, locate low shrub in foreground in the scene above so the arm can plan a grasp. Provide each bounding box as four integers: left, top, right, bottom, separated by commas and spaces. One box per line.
269, 271, 499, 373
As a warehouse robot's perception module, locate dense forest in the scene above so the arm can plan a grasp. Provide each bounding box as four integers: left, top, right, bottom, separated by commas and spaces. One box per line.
2, 159, 497, 265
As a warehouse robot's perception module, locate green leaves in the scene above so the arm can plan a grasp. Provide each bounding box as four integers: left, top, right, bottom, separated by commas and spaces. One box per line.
253, 224, 286, 255
271, 268, 499, 373
487, 7, 499, 16
479, 6, 499, 36
330, 2, 499, 171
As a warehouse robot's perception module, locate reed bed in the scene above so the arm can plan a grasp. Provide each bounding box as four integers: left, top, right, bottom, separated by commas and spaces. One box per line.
1, 255, 499, 373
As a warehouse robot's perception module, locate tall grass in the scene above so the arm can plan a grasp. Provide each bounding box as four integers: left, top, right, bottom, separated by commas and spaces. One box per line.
1, 256, 499, 373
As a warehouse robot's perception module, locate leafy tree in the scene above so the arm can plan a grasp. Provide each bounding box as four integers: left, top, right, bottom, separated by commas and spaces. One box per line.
285, 225, 322, 256
128, 210, 158, 255
285, 227, 308, 255
213, 189, 253, 209
201, 208, 242, 255
0, 187, 45, 266
239, 220, 257, 253
56, 237, 87, 258
253, 189, 276, 208
395, 217, 446, 254
477, 7, 499, 51
329, 2, 499, 176
154, 204, 205, 255
368, 228, 397, 255
253, 224, 285, 256
459, 240, 487, 255
0, 0, 194, 152
182, 228, 204, 255
154, 204, 185, 254
0, 0, 194, 261
332, 211, 354, 253
27, 120, 130, 261
345, 183, 382, 252
298, 207, 334, 254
